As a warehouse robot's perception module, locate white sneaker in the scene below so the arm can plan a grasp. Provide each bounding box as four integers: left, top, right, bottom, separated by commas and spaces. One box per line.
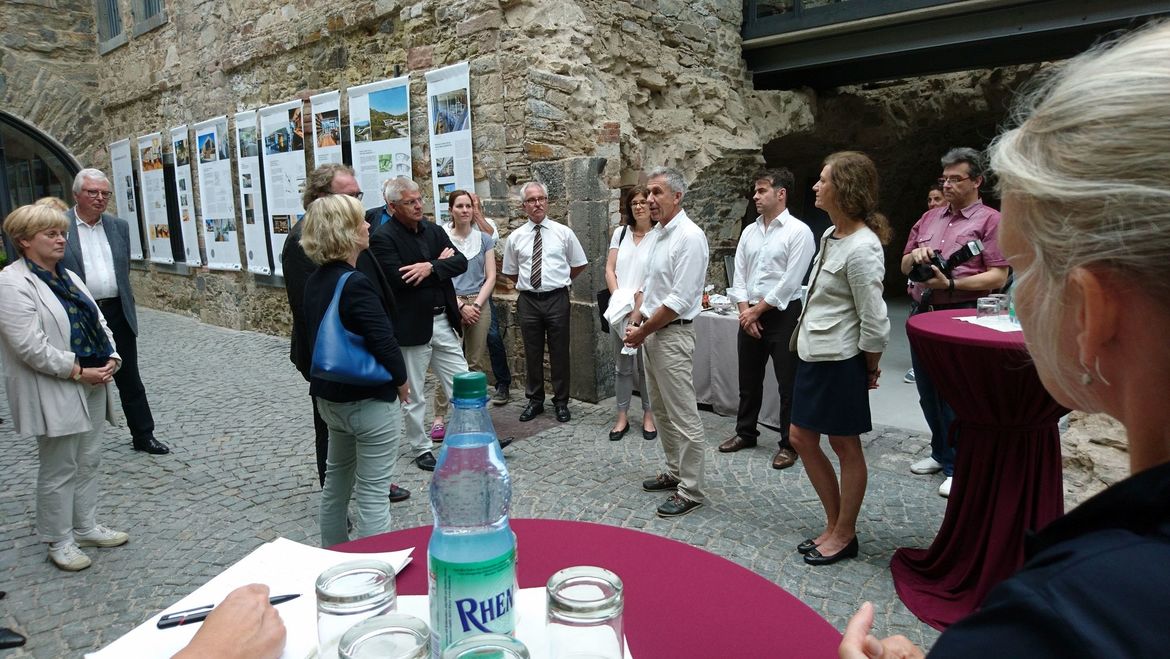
74, 524, 129, 548
911, 457, 944, 475
903, 368, 916, 383
48, 543, 92, 571
938, 477, 953, 498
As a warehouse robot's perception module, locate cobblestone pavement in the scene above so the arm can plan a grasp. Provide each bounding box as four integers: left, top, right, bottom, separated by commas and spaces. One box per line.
0, 309, 948, 657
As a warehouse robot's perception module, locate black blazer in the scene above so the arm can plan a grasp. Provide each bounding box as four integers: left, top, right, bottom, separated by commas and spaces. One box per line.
303, 261, 408, 403
60, 209, 139, 335
282, 218, 398, 380
369, 215, 467, 347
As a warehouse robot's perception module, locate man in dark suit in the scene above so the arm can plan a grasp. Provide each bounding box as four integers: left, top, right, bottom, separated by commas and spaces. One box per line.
282, 163, 410, 502
370, 177, 468, 472
61, 169, 169, 455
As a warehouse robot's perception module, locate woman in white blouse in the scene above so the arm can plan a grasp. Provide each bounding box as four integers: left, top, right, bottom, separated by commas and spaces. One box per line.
603, 186, 659, 441
789, 151, 891, 567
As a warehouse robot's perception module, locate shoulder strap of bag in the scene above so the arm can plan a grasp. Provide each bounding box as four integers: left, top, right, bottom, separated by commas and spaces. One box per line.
326, 270, 353, 320
620, 225, 628, 244
791, 232, 832, 338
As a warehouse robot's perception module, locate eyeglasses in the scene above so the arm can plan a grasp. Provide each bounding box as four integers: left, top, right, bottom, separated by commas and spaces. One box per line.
630, 201, 649, 207
937, 175, 972, 186
82, 189, 113, 199
346, 191, 364, 200
395, 197, 423, 207
524, 196, 548, 205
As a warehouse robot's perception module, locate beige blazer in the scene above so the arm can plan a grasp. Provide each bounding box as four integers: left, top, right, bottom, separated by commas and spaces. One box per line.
0, 259, 120, 438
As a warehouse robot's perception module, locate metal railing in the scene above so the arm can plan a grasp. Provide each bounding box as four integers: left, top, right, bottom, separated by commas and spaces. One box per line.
743, 0, 960, 40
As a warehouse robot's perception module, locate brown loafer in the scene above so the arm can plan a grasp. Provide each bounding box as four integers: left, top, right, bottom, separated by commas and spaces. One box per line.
772, 447, 799, 470
718, 436, 757, 453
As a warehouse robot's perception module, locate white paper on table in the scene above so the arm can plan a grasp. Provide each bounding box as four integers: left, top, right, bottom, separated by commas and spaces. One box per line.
86, 537, 413, 659
397, 588, 634, 659
955, 315, 1023, 333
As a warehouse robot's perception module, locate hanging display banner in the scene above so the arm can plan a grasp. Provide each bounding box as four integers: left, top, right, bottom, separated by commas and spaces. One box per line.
108, 139, 145, 260
347, 76, 412, 211
425, 62, 474, 224
259, 99, 308, 277
136, 132, 174, 264
235, 110, 271, 274
170, 125, 203, 266
194, 116, 241, 270
310, 90, 343, 167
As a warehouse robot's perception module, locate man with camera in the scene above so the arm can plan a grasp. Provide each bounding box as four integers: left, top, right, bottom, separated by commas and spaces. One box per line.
901, 148, 1009, 497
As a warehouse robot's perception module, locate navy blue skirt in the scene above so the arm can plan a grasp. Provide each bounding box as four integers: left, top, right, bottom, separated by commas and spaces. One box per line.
791, 353, 872, 436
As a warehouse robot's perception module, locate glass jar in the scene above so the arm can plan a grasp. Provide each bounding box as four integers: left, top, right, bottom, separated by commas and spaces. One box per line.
316, 559, 397, 659
546, 566, 624, 659
338, 613, 429, 659
440, 633, 530, 659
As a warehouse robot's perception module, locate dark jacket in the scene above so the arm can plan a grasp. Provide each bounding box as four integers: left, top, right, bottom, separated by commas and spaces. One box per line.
369, 215, 467, 347
282, 218, 397, 380
303, 261, 408, 403
930, 460, 1170, 657
60, 209, 139, 335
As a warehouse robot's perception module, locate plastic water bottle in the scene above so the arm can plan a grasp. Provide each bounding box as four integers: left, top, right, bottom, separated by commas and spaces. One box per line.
428, 372, 517, 658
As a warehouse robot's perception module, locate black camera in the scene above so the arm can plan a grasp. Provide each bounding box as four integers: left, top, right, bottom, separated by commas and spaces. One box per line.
908, 240, 984, 282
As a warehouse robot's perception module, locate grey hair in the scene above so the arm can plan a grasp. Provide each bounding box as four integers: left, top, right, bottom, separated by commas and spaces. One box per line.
989, 20, 1170, 410
647, 166, 688, 197
382, 176, 420, 203
519, 181, 547, 200
940, 147, 986, 180
73, 168, 110, 195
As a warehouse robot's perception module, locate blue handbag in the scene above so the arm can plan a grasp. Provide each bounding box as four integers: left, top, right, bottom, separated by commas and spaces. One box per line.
310, 271, 393, 386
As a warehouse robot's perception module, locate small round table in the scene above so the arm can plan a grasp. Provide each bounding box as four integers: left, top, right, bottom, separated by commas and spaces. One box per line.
336, 518, 842, 656
890, 310, 1068, 630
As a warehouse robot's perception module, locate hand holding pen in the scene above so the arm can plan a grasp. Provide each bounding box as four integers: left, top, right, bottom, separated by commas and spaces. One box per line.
171, 585, 288, 659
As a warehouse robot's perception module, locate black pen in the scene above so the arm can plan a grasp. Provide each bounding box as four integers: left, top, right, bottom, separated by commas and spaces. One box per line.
156, 594, 301, 629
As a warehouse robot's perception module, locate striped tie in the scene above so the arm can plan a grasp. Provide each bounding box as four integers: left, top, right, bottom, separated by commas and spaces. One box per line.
530, 224, 543, 290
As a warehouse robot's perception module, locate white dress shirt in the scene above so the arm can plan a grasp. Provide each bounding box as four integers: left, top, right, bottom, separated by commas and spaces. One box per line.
501, 218, 587, 292
727, 209, 815, 310
639, 209, 709, 321
73, 214, 119, 300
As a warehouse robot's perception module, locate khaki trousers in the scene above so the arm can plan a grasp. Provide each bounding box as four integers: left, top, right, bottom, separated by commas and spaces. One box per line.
643, 323, 707, 503
433, 298, 492, 418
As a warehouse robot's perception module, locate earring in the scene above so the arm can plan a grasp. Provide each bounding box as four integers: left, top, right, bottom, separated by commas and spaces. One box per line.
1079, 359, 1093, 386
1094, 357, 1112, 387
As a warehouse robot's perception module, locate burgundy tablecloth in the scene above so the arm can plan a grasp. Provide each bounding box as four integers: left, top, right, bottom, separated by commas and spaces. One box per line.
336, 518, 841, 657
890, 310, 1068, 630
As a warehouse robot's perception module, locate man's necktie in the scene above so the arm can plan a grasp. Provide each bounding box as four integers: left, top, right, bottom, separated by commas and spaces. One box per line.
531, 224, 543, 290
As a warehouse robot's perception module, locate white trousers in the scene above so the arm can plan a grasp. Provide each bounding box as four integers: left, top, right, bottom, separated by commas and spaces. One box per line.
37, 384, 107, 544
401, 314, 469, 455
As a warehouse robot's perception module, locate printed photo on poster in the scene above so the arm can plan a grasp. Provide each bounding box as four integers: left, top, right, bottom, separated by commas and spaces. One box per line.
369, 86, 409, 141
141, 136, 164, 170
238, 126, 260, 157
430, 89, 469, 135
265, 107, 305, 154
175, 139, 190, 166
272, 214, 291, 234
436, 157, 455, 177
315, 109, 341, 148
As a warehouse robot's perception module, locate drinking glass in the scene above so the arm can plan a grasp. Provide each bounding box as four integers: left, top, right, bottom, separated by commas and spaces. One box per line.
316, 559, 398, 659
976, 297, 999, 318
440, 633, 530, 658
989, 293, 1010, 316
546, 566, 624, 659
339, 613, 429, 659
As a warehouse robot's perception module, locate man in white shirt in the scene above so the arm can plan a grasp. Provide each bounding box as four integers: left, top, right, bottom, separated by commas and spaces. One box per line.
720, 169, 815, 470
60, 169, 169, 455
501, 181, 588, 423
624, 167, 710, 518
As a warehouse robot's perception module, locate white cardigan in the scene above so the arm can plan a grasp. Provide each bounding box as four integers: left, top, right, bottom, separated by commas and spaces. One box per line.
0, 259, 120, 438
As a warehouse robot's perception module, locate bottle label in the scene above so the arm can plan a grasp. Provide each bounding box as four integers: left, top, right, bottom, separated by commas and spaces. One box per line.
429, 549, 517, 655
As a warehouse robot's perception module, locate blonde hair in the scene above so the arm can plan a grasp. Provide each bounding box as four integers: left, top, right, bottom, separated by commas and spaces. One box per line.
300, 194, 365, 265
3, 204, 70, 255
34, 197, 70, 212
989, 20, 1170, 408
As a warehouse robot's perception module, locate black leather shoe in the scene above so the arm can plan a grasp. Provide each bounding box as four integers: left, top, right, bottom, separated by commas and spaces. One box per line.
519, 401, 544, 422
609, 424, 629, 441
796, 538, 819, 554
133, 437, 170, 455
642, 473, 680, 492
388, 484, 411, 503
656, 494, 703, 517
643, 427, 657, 441
497, 436, 514, 449
414, 451, 436, 471
803, 537, 859, 566
0, 627, 26, 649
555, 403, 570, 422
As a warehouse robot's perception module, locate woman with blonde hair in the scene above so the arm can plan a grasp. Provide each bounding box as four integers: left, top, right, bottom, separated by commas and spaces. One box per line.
841, 21, 1170, 657
789, 151, 890, 567
301, 194, 409, 546
0, 204, 127, 571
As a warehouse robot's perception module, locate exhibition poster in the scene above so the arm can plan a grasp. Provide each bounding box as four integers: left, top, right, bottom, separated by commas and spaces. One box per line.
136, 132, 174, 264
170, 125, 203, 266
347, 76, 412, 211
194, 116, 242, 270
258, 100, 308, 277
425, 62, 474, 224
108, 138, 145, 260
235, 110, 271, 275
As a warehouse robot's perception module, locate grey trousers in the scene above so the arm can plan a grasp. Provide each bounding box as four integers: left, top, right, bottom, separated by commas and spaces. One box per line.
37, 384, 107, 544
